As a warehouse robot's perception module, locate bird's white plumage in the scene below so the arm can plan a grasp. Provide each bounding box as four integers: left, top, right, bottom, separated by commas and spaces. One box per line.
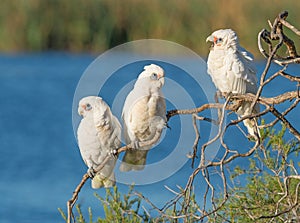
77, 96, 121, 188
120, 64, 166, 172
206, 29, 260, 137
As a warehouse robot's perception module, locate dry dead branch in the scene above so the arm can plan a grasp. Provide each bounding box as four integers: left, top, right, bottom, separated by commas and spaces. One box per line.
66, 129, 163, 223
66, 10, 300, 223
160, 10, 300, 222
258, 11, 300, 65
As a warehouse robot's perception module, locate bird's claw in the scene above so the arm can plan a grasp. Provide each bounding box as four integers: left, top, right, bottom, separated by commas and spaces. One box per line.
111, 149, 118, 158
130, 141, 140, 150
247, 133, 260, 142
87, 167, 96, 178
217, 90, 224, 98
166, 122, 171, 130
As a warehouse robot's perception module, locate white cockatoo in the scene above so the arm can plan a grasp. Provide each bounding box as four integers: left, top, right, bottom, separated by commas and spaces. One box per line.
206, 29, 260, 137
119, 64, 167, 172
77, 96, 121, 188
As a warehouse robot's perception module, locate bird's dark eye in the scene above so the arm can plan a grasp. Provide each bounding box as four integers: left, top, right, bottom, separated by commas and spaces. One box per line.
217, 38, 223, 43
86, 103, 92, 110
151, 73, 158, 80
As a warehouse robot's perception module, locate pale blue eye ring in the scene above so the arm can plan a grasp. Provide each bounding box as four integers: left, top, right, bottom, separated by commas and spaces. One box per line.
151, 73, 158, 80
86, 103, 92, 110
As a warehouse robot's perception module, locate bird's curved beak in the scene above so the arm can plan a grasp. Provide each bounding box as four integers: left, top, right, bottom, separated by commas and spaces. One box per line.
78, 105, 86, 116
157, 73, 164, 79
156, 73, 165, 86
159, 76, 165, 86
78, 108, 83, 116
206, 35, 214, 43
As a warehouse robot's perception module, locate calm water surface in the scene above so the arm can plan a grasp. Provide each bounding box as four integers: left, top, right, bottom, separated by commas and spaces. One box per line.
0, 53, 299, 222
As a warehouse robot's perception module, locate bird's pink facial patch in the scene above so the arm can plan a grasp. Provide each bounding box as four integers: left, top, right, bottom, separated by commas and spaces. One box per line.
158, 73, 163, 79
213, 36, 222, 46
213, 36, 218, 44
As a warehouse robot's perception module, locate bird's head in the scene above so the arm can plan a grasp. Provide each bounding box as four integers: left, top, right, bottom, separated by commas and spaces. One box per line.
137, 64, 165, 88
206, 29, 238, 50
78, 96, 108, 117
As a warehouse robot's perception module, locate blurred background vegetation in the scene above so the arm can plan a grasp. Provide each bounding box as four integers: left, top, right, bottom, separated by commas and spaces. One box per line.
1, 0, 300, 56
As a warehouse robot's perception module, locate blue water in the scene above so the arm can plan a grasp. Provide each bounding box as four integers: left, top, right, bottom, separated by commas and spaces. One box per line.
0, 52, 299, 222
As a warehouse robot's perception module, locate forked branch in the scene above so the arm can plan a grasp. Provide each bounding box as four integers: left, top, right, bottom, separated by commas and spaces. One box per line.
66, 10, 300, 223
66, 128, 163, 223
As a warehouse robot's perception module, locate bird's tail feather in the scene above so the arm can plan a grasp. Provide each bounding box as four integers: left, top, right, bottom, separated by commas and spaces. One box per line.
91, 172, 116, 189
236, 101, 260, 138
243, 118, 261, 138
119, 150, 148, 172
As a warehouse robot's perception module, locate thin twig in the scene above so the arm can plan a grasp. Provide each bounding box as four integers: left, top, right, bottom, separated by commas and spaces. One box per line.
67, 128, 164, 223
66, 10, 300, 222
269, 106, 300, 141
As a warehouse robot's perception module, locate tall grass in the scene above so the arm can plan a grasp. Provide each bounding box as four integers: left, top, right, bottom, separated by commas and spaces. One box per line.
1, 0, 300, 56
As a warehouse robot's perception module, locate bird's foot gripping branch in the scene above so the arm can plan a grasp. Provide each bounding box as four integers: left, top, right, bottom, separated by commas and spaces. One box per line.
63, 11, 300, 223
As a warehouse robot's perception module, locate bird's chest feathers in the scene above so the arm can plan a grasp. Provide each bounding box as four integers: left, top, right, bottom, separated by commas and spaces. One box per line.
78, 118, 101, 150
208, 49, 229, 70
208, 49, 238, 89
129, 91, 164, 140
130, 95, 159, 121
80, 115, 112, 147
208, 51, 226, 81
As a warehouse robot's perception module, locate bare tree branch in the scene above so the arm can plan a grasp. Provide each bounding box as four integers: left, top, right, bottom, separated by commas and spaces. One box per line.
258, 10, 300, 65
167, 90, 299, 123
66, 10, 300, 223
269, 106, 300, 141
66, 128, 164, 223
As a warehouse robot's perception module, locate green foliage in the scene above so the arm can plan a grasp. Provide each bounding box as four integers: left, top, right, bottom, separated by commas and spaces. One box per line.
58, 207, 67, 222
2, 0, 300, 54
95, 185, 148, 222
212, 124, 300, 222
59, 185, 150, 223
60, 124, 299, 222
